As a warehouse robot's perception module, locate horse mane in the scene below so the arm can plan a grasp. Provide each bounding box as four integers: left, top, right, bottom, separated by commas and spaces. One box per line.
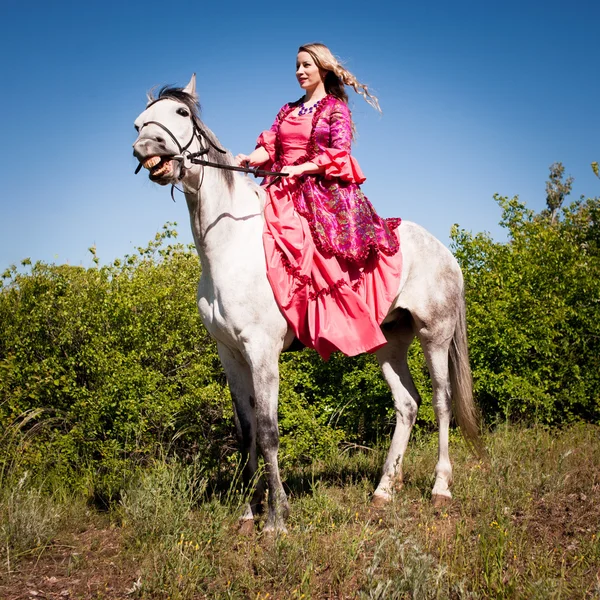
149, 85, 235, 189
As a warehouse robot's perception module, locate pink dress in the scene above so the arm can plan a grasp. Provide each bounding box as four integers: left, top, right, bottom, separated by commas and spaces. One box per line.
258, 95, 402, 361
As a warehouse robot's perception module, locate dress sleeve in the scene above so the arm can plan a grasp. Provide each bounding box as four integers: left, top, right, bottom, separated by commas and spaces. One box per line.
255, 130, 277, 163
312, 101, 366, 184
255, 104, 288, 163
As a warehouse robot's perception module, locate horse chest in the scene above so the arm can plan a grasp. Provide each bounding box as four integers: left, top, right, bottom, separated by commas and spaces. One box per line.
196, 268, 286, 349
196, 278, 251, 345
197, 293, 237, 343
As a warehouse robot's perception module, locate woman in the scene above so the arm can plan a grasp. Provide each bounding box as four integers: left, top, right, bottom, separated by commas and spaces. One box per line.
235, 43, 402, 360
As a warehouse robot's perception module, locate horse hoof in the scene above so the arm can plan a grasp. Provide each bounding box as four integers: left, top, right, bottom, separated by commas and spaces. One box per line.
262, 524, 288, 536
238, 519, 255, 535
431, 494, 451, 508
371, 493, 390, 509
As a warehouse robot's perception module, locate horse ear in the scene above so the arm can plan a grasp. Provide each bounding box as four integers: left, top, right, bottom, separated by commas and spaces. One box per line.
184, 74, 197, 99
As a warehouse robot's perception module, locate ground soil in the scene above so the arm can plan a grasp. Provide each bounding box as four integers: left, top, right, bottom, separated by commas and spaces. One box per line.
1, 442, 598, 599
0, 515, 138, 600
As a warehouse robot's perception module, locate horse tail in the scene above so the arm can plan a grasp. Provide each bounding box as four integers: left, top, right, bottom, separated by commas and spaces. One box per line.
449, 291, 484, 456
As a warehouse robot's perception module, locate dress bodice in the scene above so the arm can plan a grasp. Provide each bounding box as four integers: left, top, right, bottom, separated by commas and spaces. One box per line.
277, 112, 313, 165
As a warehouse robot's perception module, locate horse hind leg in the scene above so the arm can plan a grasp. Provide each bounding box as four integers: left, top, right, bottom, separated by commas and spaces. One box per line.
217, 343, 264, 532
373, 312, 421, 506
414, 289, 480, 506
421, 335, 454, 506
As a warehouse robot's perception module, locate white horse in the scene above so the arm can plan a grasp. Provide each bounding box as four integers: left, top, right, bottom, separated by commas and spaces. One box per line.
132, 75, 481, 532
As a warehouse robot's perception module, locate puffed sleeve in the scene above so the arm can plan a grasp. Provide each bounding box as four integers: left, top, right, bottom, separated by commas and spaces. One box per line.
255, 104, 288, 163
312, 101, 366, 184
256, 130, 277, 162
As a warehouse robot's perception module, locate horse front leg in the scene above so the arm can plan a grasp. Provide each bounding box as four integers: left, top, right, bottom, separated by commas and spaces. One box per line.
217, 343, 264, 531
245, 341, 289, 533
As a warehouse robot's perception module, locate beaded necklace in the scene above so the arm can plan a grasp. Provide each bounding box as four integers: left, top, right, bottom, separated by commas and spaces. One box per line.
297, 96, 326, 116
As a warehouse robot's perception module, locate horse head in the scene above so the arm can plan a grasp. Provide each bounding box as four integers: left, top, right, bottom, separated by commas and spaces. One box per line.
132, 74, 202, 186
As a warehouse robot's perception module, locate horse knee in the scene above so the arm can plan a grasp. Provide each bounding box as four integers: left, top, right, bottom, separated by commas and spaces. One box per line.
397, 398, 418, 425
256, 419, 280, 456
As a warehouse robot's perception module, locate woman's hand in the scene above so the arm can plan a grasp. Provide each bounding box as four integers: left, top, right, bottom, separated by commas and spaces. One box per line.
234, 147, 270, 168
234, 153, 251, 167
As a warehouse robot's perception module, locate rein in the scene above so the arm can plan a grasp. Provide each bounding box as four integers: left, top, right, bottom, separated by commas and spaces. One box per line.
134, 98, 288, 179
186, 155, 289, 178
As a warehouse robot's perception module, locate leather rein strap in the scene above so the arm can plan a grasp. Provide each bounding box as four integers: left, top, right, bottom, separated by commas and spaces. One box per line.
187, 155, 288, 178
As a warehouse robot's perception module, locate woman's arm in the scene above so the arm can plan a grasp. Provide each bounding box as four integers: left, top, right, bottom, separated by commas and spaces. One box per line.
327, 102, 353, 153
235, 103, 290, 168
311, 101, 366, 183
282, 162, 322, 177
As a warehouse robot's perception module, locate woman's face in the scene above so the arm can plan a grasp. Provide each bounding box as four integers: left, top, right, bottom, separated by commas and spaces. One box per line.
296, 51, 325, 93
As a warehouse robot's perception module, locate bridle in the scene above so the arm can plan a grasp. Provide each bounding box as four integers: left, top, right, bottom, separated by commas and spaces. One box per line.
134, 98, 288, 181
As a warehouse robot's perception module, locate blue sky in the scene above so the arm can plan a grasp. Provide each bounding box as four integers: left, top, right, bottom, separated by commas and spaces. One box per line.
1, 0, 598, 271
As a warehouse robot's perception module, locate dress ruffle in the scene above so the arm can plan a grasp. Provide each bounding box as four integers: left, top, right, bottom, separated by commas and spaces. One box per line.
313, 149, 366, 183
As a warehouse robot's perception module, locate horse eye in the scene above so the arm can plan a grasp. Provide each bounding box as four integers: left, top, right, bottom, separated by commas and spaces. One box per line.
176, 108, 189, 117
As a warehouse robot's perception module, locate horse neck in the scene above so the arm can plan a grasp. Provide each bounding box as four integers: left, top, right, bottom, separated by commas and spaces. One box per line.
183, 165, 265, 271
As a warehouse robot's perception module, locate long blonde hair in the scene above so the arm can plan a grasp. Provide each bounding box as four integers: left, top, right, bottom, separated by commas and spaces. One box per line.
298, 43, 381, 113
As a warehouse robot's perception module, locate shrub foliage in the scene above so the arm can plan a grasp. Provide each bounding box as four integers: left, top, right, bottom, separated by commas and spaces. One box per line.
0, 226, 230, 493
452, 194, 600, 423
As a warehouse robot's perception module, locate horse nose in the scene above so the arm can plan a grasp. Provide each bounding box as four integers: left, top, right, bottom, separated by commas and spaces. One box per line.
132, 138, 152, 158
132, 126, 170, 158
133, 133, 165, 147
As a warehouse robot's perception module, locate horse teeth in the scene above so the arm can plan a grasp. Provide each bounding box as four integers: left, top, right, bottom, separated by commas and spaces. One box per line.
143, 156, 161, 169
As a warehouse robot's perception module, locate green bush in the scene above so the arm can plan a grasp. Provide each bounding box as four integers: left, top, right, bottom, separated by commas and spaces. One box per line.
0, 225, 230, 495
0, 224, 365, 491
278, 347, 435, 453
452, 194, 600, 424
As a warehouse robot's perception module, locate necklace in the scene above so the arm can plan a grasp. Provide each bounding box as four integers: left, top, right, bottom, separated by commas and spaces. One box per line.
298, 96, 325, 116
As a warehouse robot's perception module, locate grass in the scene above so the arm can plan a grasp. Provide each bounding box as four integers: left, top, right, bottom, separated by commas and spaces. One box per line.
1, 423, 599, 598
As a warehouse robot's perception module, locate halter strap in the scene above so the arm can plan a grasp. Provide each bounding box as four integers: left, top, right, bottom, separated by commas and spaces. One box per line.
134, 97, 288, 180
139, 120, 195, 155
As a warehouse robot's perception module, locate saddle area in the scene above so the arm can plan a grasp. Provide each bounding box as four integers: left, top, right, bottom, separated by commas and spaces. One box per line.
262, 176, 402, 362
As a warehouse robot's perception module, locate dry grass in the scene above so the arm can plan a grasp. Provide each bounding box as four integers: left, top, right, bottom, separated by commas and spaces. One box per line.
1, 423, 599, 599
